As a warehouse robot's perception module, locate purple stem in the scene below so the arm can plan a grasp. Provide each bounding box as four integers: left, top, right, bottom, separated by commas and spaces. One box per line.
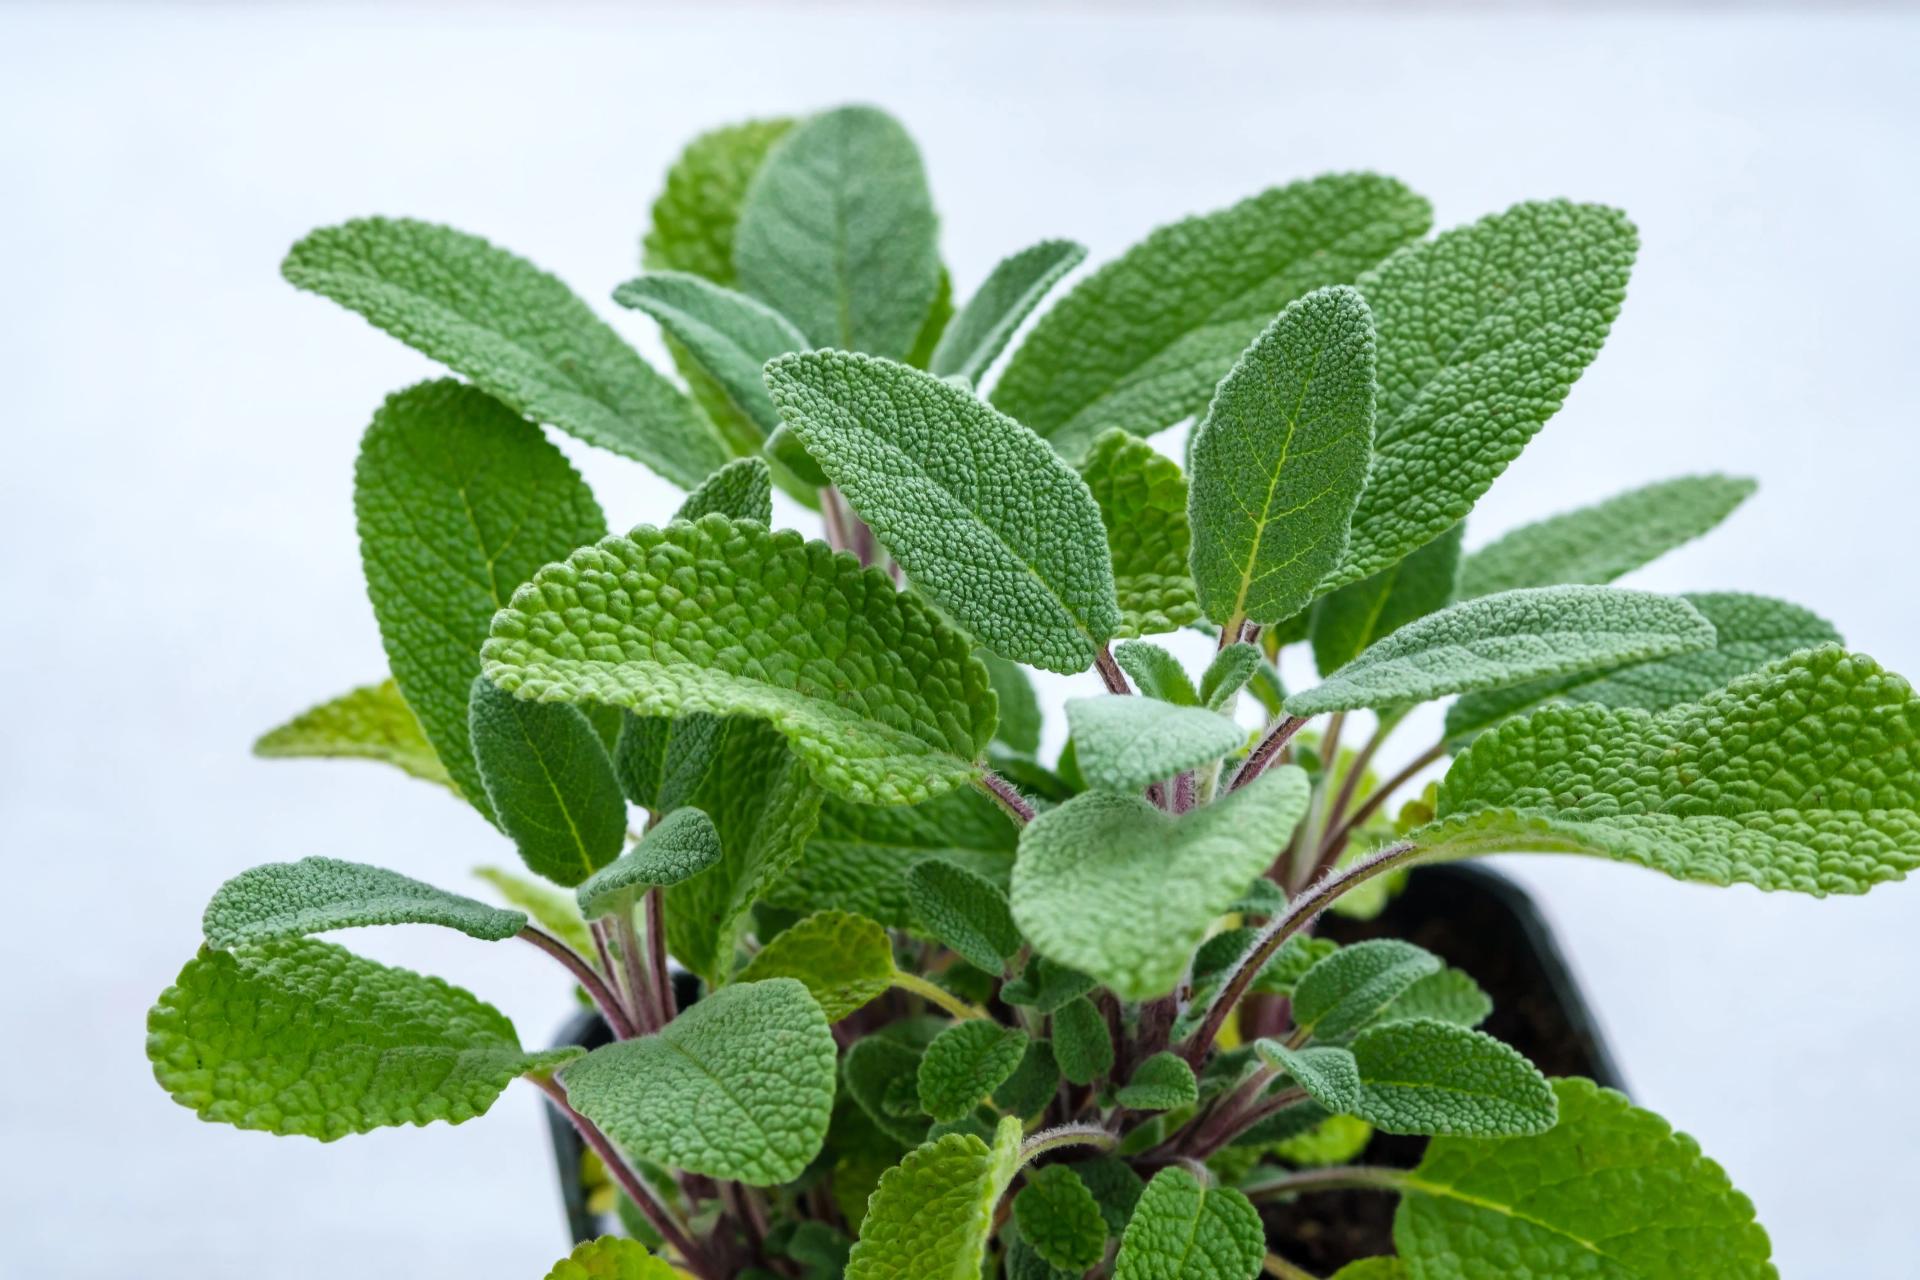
517, 928, 635, 1040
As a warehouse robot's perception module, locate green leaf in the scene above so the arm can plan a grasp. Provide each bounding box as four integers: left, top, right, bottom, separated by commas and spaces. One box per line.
1328, 201, 1638, 588
917, 1021, 1031, 1123
1271, 1112, 1374, 1167
1066, 696, 1244, 792
1329, 1261, 1406, 1280
1077, 429, 1200, 637
981, 652, 1043, 756
203, 857, 525, 949
147, 938, 572, 1140
1188, 286, 1376, 629
1015, 1165, 1110, 1272
737, 909, 895, 1021
474, 866, 593, 957
993, 174, 1431, 460
481, 515, 994, 805
1051, 995, 1115, 1085
574, 807, 721, 918
644, 116, 794, 286
1348, 1017, 1555, 1137
843, 1121, 1025, 1280
1012, 767, 1312, 999
734, 105, 940, 360
1444, 591, 1841, 745
1428, 646, 1920, 895
562, 977, 835, 1184
543, 1237, 677, 1280
613, 709, 727, 814
767, 351, 1119, 673
907, 859, 1023, 974
1310, 523, 1464, 677
1002, 955, 1099, 1014
1200, 644, 1262, 711
992, 1037, 1061, 1118
1112, 640, 1200, 705
1115, 1052, 1200, 1112
614, 271, 809, 439
1253, 1041, 1361, 1115
931, 239, 1087, 383
1112, 1166, 1265, 1280
1286, 586, 1715, 717
253, 679, 453, 791
1073, 1157, 1148, 1236
907, 266, 956, 371
355, 380, 607, 822
1459, 474, 1756, 600
1291, 940, 1443, 1043
674, 453, 776, 525
469, 676, 628, 888
1396, 1078, 1776, 1277
845, 1034, 935, 1147
285, 221, 724, 486
1378, 968, 1492, 1031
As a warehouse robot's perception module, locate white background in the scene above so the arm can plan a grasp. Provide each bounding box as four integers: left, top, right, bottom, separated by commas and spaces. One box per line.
3, 3, 1917, 1275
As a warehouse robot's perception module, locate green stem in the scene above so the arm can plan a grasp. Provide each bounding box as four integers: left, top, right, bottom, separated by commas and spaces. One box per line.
1241, 1163, 1412, 1200
1264, 1254, 1322, 1280
891, 969, 991, 1020
1018, 1123, 1118, 1164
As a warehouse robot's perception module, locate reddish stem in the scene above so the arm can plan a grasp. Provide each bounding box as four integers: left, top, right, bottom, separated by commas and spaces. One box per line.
517, 928, 635, 1040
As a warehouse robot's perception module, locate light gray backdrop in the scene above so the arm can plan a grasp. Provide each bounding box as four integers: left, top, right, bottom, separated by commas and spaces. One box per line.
3, 3, 1916, 1275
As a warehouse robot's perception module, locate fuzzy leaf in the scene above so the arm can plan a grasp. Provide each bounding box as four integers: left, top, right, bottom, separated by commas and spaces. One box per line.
1428, 646, 1920, 895
1052, 996, 1115, 1086
285, 220, 724, 486
1311, 524, 1464, 677
1459, 474, 1756, 600
1066, 696, 1245, 793
766, 351, 1119, 673
737, 910, 895, 1020
844, 1034, 935, 1147
677, 455, 776, 525
1292, 940, 1443, 1043
734, 105, 940, 361
907, 859, 1023, 974
575, 807, 721, 918
1287, 586, 1715, 716
614, 271, 808, 438
1189, 286, 1376, 628
1012, 768, 1311, 999
203, 857, 524, 949
253, 679, 452, 791
474, 867, 592, 957
1115, 1052, 1200, 1112
1112, 1167, 1265, 1280
644, 117, 793, 286
562, 978, 835, 1184
981, 652, 1043, 755
992, 1037, 1061, 1118
917, 1021, 1031, 1123
993, 174, 1430, 460
1002, 956, 1099, 1014
1378, 968, 1492, 1031
1078, 429, 1200, 637
1349, 1018, 1554, 1137
543, 1237, 677, 1280
1112, 640, 1200, 705
1254, 1041, 1362, 1115
1015, 1165, 1110, 1272
147, 938, 572, 1140
1329, 201, 1639, 588
1200, 644, 1262, 711
469, 677, 628, 887
481, 516, 993, 805
931, 240, 1087, 383
843, 1116, 1024, 1280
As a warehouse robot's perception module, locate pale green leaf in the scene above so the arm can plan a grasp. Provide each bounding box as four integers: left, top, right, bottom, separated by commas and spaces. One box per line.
766, 351, 1119, 673
1051, 995, 1115, 1085
908, 265, 956, 371
1066, 696, 1244, 793
907, 859, 1023, 974
981, 652, 1043, 755
469, 676, 628, 888
1200, 644, 1262, 711
1077, 428, 1200, 637
1378, 968, 1492, 1031
1015, 1165, 1109, 1273
843, 1116, 1024, 1280
643, 116, 794, 286
562, 977, 835, 1185
917, 1021, 1030, 1123
1271, 1112, 1375, 1168
1330, 1261, 1406, 1280
737, 909, 895, 1020
574, 807, 721, 918
1115, 1052, 1200, 1112
673, 454, 775, 525
1310, 524, 1464, 677
1253, 1041, 1361, 1115
543, 1236, 676, 1280
1113, 640, 1200, 705
931, 239, 1087, 383
253, 679, 453, 791
1112, 1166, 1265, 1280
203, 857, 524, 949
1291, 940, 1443, 1043
1349, 1018, 1554, 1137
614, 271, 809, 438
474, 866, 593, 958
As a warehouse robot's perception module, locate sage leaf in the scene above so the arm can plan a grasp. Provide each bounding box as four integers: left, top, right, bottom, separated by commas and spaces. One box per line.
1014, 1165, 1109, 1273
907, 859, 1023, 975
614, 271, 809, 438
932, 239, 1087, 383
843, 1117, 1025, 1280
574, 807, 721, 919
203, 858, 525, 949
1112, 640, 1200, 705
918, 1021, 1031, 1123
543, 1237, 676, 1280
253, 679, 453, 792
469, 677, 628, 888
1112, 1166, 1264, 1280
1291, 940, 1443, 1044
1051, 995, 1115, 1085
1078, 428, 1201, 637
1114, 1052, 1200, 1112
1066, 696, 1245, 793
1252, 1040, 1362, 1115
1348, 1018, 1555, 1137
736, 910, 895, 1021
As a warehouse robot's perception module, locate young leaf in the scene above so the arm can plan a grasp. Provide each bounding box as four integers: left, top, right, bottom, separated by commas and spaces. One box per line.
1078, 428, 1201, 637
737, 910, 895, 1021
355, 380, 607, 822
1348, 1017, 1555, 1137
475, 866, 593, 957
981, 651, 1043, 756
931, 239, 1087, 383
733, 105, 940, 361
1252, 1041, 1362, 1115
1395, 1078, 1775, 1276
844, 1034, 935, 1147
562, 978, 835, 1185
469, 677, 628, 888
1112, 640, 1200, 705
1200, 644, 1262, 711
1378, 967, 1493, 1030
1014, 1165, 1109, 1273
992, 1037, 1061, 1118
1002, 956, 1099, 1014
573, 807, 721, 918
253, 679, 453, 791
1328, 1261, 1406, 1280
917, 1021, 1031, 1123
1328, 201, 1639, 588
1065, 696, 1244, 792
543, 1236, 677, 1280
1459, 473, 1756, 600
613, 271, 809, 438
1188, 286, 1376, 630
1011, 767, 1311, 999
766, 351, 1120, 673
203, 857, 525, 949
1291, 939, 1443, 1043
907, 859, 1023, 975
1286, 586, 1715, 716
908, 266, 957, 370
1115, 1052, 1200, 1112
1051, 995, 1115, 1085
992, 174, 1431, 460
644, 116, 794, 286
147, 938, 574, 1140
1111, 1166, 1265, 1280
1310, 523, 1464, 677
284, 220, 726, 486
1428, 646, 1920, 895
481, 516, 995, 806
843, 1116, 1024, 1280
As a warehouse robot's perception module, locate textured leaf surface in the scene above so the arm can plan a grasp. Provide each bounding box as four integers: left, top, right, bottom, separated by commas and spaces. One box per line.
907, 859, 1023, 974
917, 1021, 1030, 1122
677, 455, 775, 524
1078, 429, 1200, 636
1429, 646, 1920, 894
1116, 1052, 1200, 1111
286, 220, 724, 485
356, 380, 607, 821
1189, 286, 1376, 628
767, 351, 1119, 672
1287, 587, 1714, 716
1459, 474, 1755, 600
1067, 696, 1244, 793
482, 516, 993, 805
1330, 201, 1639, 587
253, 679, 452, 790
644, 116, 793, 286
1292, 940, 1443, 1043
1015, 1165, 1109, 1272
562, 978, 834, 1184
1396, 1078, 1776, 1278
147, 939, 570, 1140
1112, 1167, 1265, 1280
1254, 1041, 1361, 1114
575, 807, 721, 917
1311, 524, 1464, 677
1349, 1018, 1555, 1137
1113, 640, 1199, 705
543, 1237, 677, 1280
844, 1116, 1024, 1280
474, 866, 592, 957
992, 1037, 1061, 1118
614, 271, 809, 438
1201, 644, 1262, 711
734, 105, 940, 360
1379, 968, 1492, 1031
1012, 767, 1311, 998
844, 1034, 935, 1147
931, 239, 1087, 383
1002, 956, 1099, 1014
203, 857, 524, 948
737, 909, 895, 1020
982, 652, 1043, 755
1052, 995, 1116, 1085
992, 174, 1430, 460
469, 677, 627, 887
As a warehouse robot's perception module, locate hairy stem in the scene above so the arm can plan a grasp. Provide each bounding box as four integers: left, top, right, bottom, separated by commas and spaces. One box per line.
1019, 1123, 1118, 1164
1228, 714, 1310, 792
975, 768, 1038, 826
1241, 1163, 1412, 1200
517, 927, 635, 1040
1320, 716, 1392, 847
891, 970, 990, 1020
1315, 739, 1447, 867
